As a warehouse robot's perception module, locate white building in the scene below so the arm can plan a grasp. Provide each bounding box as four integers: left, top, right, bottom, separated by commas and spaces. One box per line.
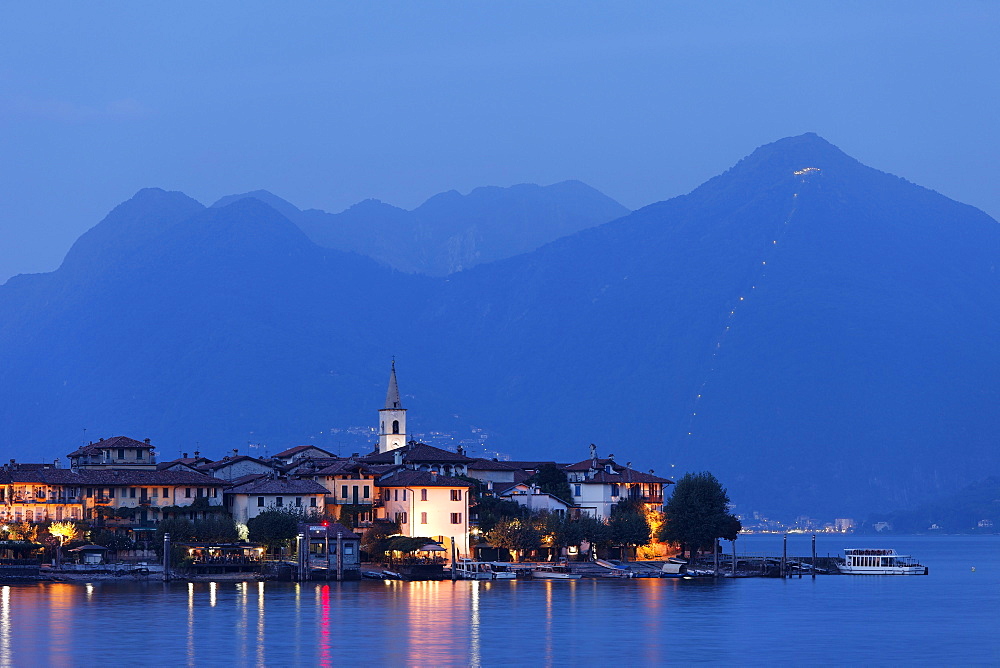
225, 476, 328, 523
562, 447, 672, 520
376, 469, 472, 558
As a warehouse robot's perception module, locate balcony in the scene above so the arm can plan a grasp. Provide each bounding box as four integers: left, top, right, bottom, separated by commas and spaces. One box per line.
93, 497, 112, 505
139, 499, 152, 506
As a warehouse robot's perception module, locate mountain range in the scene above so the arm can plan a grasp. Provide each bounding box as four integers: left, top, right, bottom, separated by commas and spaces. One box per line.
2, 133, 997, 519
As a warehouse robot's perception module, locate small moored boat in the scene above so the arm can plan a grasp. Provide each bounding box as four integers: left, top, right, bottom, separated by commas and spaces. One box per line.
530, 564, 582, 580
838, 549, 928, 575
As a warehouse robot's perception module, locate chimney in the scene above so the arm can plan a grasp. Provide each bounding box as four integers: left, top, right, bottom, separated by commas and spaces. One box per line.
194, 450, 200, 458
144, 438, 151, 444
183, 453, 188, 459
430, 470, 438, 480
233, 448, 238, 457
99, 437, 104, 442
393, 450, 403, 466
53, 458, 60, 469
456, 445, 465, 456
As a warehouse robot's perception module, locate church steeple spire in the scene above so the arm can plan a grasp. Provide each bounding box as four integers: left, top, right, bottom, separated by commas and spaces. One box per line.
385, 359, 402, 409
378, 359, 407, 453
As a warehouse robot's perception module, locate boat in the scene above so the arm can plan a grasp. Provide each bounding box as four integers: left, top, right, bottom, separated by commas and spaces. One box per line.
452, 560, 495, 580
487, 562, 518, 579
660, 558, 688, 578
838, 549, 928, 575
530, 564, 582, 580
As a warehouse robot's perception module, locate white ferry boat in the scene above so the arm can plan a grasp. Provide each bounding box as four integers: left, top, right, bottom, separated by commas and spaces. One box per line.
839, 549, 928, 575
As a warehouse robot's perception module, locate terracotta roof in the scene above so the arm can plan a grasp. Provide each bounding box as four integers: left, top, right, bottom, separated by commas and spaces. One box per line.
375, 470, 474, 488
504, 461, 563, 471
226, 477, 328, 495
361, 442, 473, 464
562, 458, 616, 472
67, 436, 154, 458
585, 469, 673, 484
272, 445, 334, 459
0, 468, 225, 486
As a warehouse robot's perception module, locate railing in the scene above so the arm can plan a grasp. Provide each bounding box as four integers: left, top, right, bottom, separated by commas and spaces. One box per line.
139, 499, 152, 506
94, 497, 112, 505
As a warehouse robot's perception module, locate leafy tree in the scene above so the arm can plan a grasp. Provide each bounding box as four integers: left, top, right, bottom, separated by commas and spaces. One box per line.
526, 463, 573, 504
609, 499, 651, 560
486, 518, 540, 562
90, 530, 135, 552
361, 521, 400, 561
659, 472, 741, 559
473, 495, 530, 533
247, 508, 301, 554
154, 518, 195, 554
576, 514, 611, 550
192, 515, 240, 543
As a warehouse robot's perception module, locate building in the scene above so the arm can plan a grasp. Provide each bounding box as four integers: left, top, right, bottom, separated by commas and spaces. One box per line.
561, 446, 672, 520
377, 361, 407, 453
225, 476, 328, 523
272, 445, 335, 466
376, 469, 472, 558
200, 454, 278, 481
301, 522, 361, 580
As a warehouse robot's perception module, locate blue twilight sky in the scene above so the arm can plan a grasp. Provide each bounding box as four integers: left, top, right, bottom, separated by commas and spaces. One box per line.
1, 2, 997, 283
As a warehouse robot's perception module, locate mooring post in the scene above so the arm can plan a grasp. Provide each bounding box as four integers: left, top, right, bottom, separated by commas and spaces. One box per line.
162, 532, 171, 582
451, 536, 458, 581
812, 534, 817, 579
782, 533, 787, 578
297, 533, 306, 581
732, 539, 737, 578
336, 532, 343, 581
713, 541, 719, 577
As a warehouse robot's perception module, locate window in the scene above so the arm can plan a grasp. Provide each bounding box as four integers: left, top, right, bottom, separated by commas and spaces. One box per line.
610, 484, 619, 497
276, 497, 284, 507
163, 488, 170, 498
420, 512, 427, 524
185, 488, 191, 499
363, 486, 370, 499
118, 448, 125, 459
130, 488, 137, 498
403, 489, 407, 501
344, 544, 354, 555
395, 511, 408, 525
310, 498, 317, 508
392, 420, 400, 434
342, 485, 348, 500
108, 488, 115, 499
450, 513, 462, 524
393, 489, 398, 502
257, 497, 265, 507
86, 488, 93, 498
450, 489, 462, 501
574, 484, 581, 497
421, 489, 428, 502
212, 488, 217, 498
152, 488, 158, 498
295, 497, 302, 507
197, 488, 204, 498
136, 449, 143, 460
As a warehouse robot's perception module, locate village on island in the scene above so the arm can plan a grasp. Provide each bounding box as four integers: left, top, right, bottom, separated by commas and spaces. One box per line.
0, 364, 856, 582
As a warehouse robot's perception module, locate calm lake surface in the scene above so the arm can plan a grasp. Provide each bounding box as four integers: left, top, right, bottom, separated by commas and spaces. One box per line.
3, 535, 997, 666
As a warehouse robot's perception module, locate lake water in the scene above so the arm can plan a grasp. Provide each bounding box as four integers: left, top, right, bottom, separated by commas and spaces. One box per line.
2, 535, 997, 666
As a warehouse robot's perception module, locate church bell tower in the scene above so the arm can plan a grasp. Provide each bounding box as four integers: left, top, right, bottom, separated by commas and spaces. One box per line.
378, 360, 407, 453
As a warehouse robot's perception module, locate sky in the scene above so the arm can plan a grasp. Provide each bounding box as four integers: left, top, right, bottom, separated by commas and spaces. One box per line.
1, 1, 998, 283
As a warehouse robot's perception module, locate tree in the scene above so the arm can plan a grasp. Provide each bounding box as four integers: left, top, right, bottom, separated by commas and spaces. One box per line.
609, 499, 651, 561
473, 495, 530, 534
360, 521, 400, 562
526, 463, 573, 504
659, 472, 742, 559
247, 509, 301, 555
486, 518, 540, 562
192, 515, 240, 543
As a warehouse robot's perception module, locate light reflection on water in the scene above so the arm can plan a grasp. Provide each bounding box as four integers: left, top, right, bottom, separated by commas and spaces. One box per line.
0, 537, 995, 665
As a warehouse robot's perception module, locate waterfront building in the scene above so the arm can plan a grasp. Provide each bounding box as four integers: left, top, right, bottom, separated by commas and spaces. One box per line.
376, 469, 473, 558
271, 445, 335, 466
561, 446, 671, 520
224, 476, 328, 523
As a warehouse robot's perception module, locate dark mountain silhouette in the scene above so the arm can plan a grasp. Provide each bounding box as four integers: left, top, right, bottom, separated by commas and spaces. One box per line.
213, 181, 629, 275
1, 134, 997, 519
